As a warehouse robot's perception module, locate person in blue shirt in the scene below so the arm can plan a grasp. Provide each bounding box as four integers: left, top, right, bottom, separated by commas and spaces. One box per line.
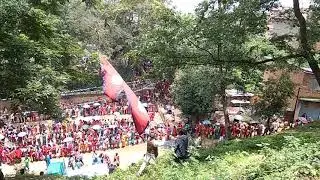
45, 154, 51, 168
92, 151, 98, 165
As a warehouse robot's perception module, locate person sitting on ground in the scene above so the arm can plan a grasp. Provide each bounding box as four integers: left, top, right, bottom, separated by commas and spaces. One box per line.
174, 130, 189, 162
136, 134, 162, 176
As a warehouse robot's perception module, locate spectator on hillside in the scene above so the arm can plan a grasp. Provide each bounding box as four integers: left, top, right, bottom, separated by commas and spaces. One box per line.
174, 130, 189, 162
136, 134, 161, 176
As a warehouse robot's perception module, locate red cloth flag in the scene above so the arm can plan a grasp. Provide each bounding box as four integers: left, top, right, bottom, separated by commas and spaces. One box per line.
123, 83, 149, 134
100, 56, 125, 100
100, 56, 149, 134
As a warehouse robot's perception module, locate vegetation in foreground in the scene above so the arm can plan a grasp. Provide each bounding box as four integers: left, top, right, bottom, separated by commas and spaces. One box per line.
108, 122, 320, 180
11, 122, 320, 180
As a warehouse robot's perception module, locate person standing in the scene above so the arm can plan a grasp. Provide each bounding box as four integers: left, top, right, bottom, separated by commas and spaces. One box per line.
219, 125, 226, 141
136, 135, 161, 176
113, 153, 120, 166
24, 156, 31, 172
45, 154, 51, 168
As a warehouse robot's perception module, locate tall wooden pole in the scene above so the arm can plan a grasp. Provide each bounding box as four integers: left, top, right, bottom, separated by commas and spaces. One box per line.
292, 87, 301, 124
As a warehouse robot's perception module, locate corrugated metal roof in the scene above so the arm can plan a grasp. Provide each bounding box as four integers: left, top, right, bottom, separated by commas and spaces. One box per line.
299, 97, 320, 103
301, 67, 314, 74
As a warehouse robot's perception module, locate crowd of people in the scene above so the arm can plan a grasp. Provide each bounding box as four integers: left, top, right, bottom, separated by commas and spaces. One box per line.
0, 115, 186, 166
61, 99, 130, 118
0, 108, 51, 124
194, 117, 311, 142
194, 121, 266, 140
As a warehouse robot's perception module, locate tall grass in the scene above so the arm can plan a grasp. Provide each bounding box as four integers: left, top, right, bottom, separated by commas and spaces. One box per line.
108, 122, 320, 180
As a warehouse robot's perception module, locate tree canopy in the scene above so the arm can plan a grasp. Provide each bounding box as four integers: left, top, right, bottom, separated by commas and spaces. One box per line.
0, 0, 83, 115
0, 0, 172, 115
1, 0, 320, 118
254, 73, 294, 120
172, 66, 220, 117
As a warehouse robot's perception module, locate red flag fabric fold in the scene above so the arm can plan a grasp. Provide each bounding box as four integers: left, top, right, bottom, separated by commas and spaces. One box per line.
123, 83, 149, 134
100, 56, 125, 101
100, 56, 149, 134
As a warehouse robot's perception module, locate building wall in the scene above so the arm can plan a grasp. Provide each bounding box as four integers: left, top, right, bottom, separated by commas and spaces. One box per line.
60, 93, 105, 105
263, 69, 320, 110
300, 73, 320, 98
298, 101, 320, 120
263, 70, 303, 110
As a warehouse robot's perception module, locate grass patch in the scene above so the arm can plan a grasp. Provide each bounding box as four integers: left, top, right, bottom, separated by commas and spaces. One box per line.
109, 122, 320, 180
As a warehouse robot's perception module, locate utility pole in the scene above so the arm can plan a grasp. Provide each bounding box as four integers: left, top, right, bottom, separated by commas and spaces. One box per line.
292, 87, 301, 124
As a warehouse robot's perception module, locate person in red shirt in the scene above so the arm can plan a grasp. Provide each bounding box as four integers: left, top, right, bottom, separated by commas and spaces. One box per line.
177, 122, 183, 135
231, 124, 237, 137
236, 124, 241, 138
209, 126, 214, 139
195, 124, 200, 137
165, 126, 171, 141
219, 125, 226, 141
15, 148, 22, 160
172, 126, 178, 137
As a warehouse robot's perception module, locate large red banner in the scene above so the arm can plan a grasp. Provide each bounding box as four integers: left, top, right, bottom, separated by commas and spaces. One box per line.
100, 56, 149, 134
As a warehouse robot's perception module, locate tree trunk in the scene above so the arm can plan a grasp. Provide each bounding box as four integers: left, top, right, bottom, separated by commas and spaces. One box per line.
266, 117, 271, 135
293, 0, 320, 86
190, 114, 199, 135
221, 90, 231, 139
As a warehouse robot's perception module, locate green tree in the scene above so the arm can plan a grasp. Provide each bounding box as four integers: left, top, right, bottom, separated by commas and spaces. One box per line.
292, 0, 320, 85
254, 73, 294, 130
135, 0, 276, 138
264, 0, 320, 85
172, 66, 220, 123
63, 0, 171, 81
0, 0, 83, 116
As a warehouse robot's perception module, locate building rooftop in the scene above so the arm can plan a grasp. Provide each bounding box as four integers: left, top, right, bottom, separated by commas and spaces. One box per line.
299, 97, 320, 103
226, 89, 254, 97
301, 67, 313, 74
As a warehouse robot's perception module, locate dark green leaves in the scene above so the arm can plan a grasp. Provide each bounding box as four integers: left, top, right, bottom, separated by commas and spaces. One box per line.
254, 73, 294, 118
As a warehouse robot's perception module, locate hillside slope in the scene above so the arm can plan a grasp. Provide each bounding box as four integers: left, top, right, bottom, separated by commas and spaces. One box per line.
109, 122, 320, 180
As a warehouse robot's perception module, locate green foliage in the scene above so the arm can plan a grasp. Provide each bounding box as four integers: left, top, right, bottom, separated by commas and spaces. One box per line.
135, 0, 276, 78
171, 66, 220, 116
0, 0, 83, 115
254, 73, 295, 118
64, 0, 171, 81
108, 122, 320, 180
